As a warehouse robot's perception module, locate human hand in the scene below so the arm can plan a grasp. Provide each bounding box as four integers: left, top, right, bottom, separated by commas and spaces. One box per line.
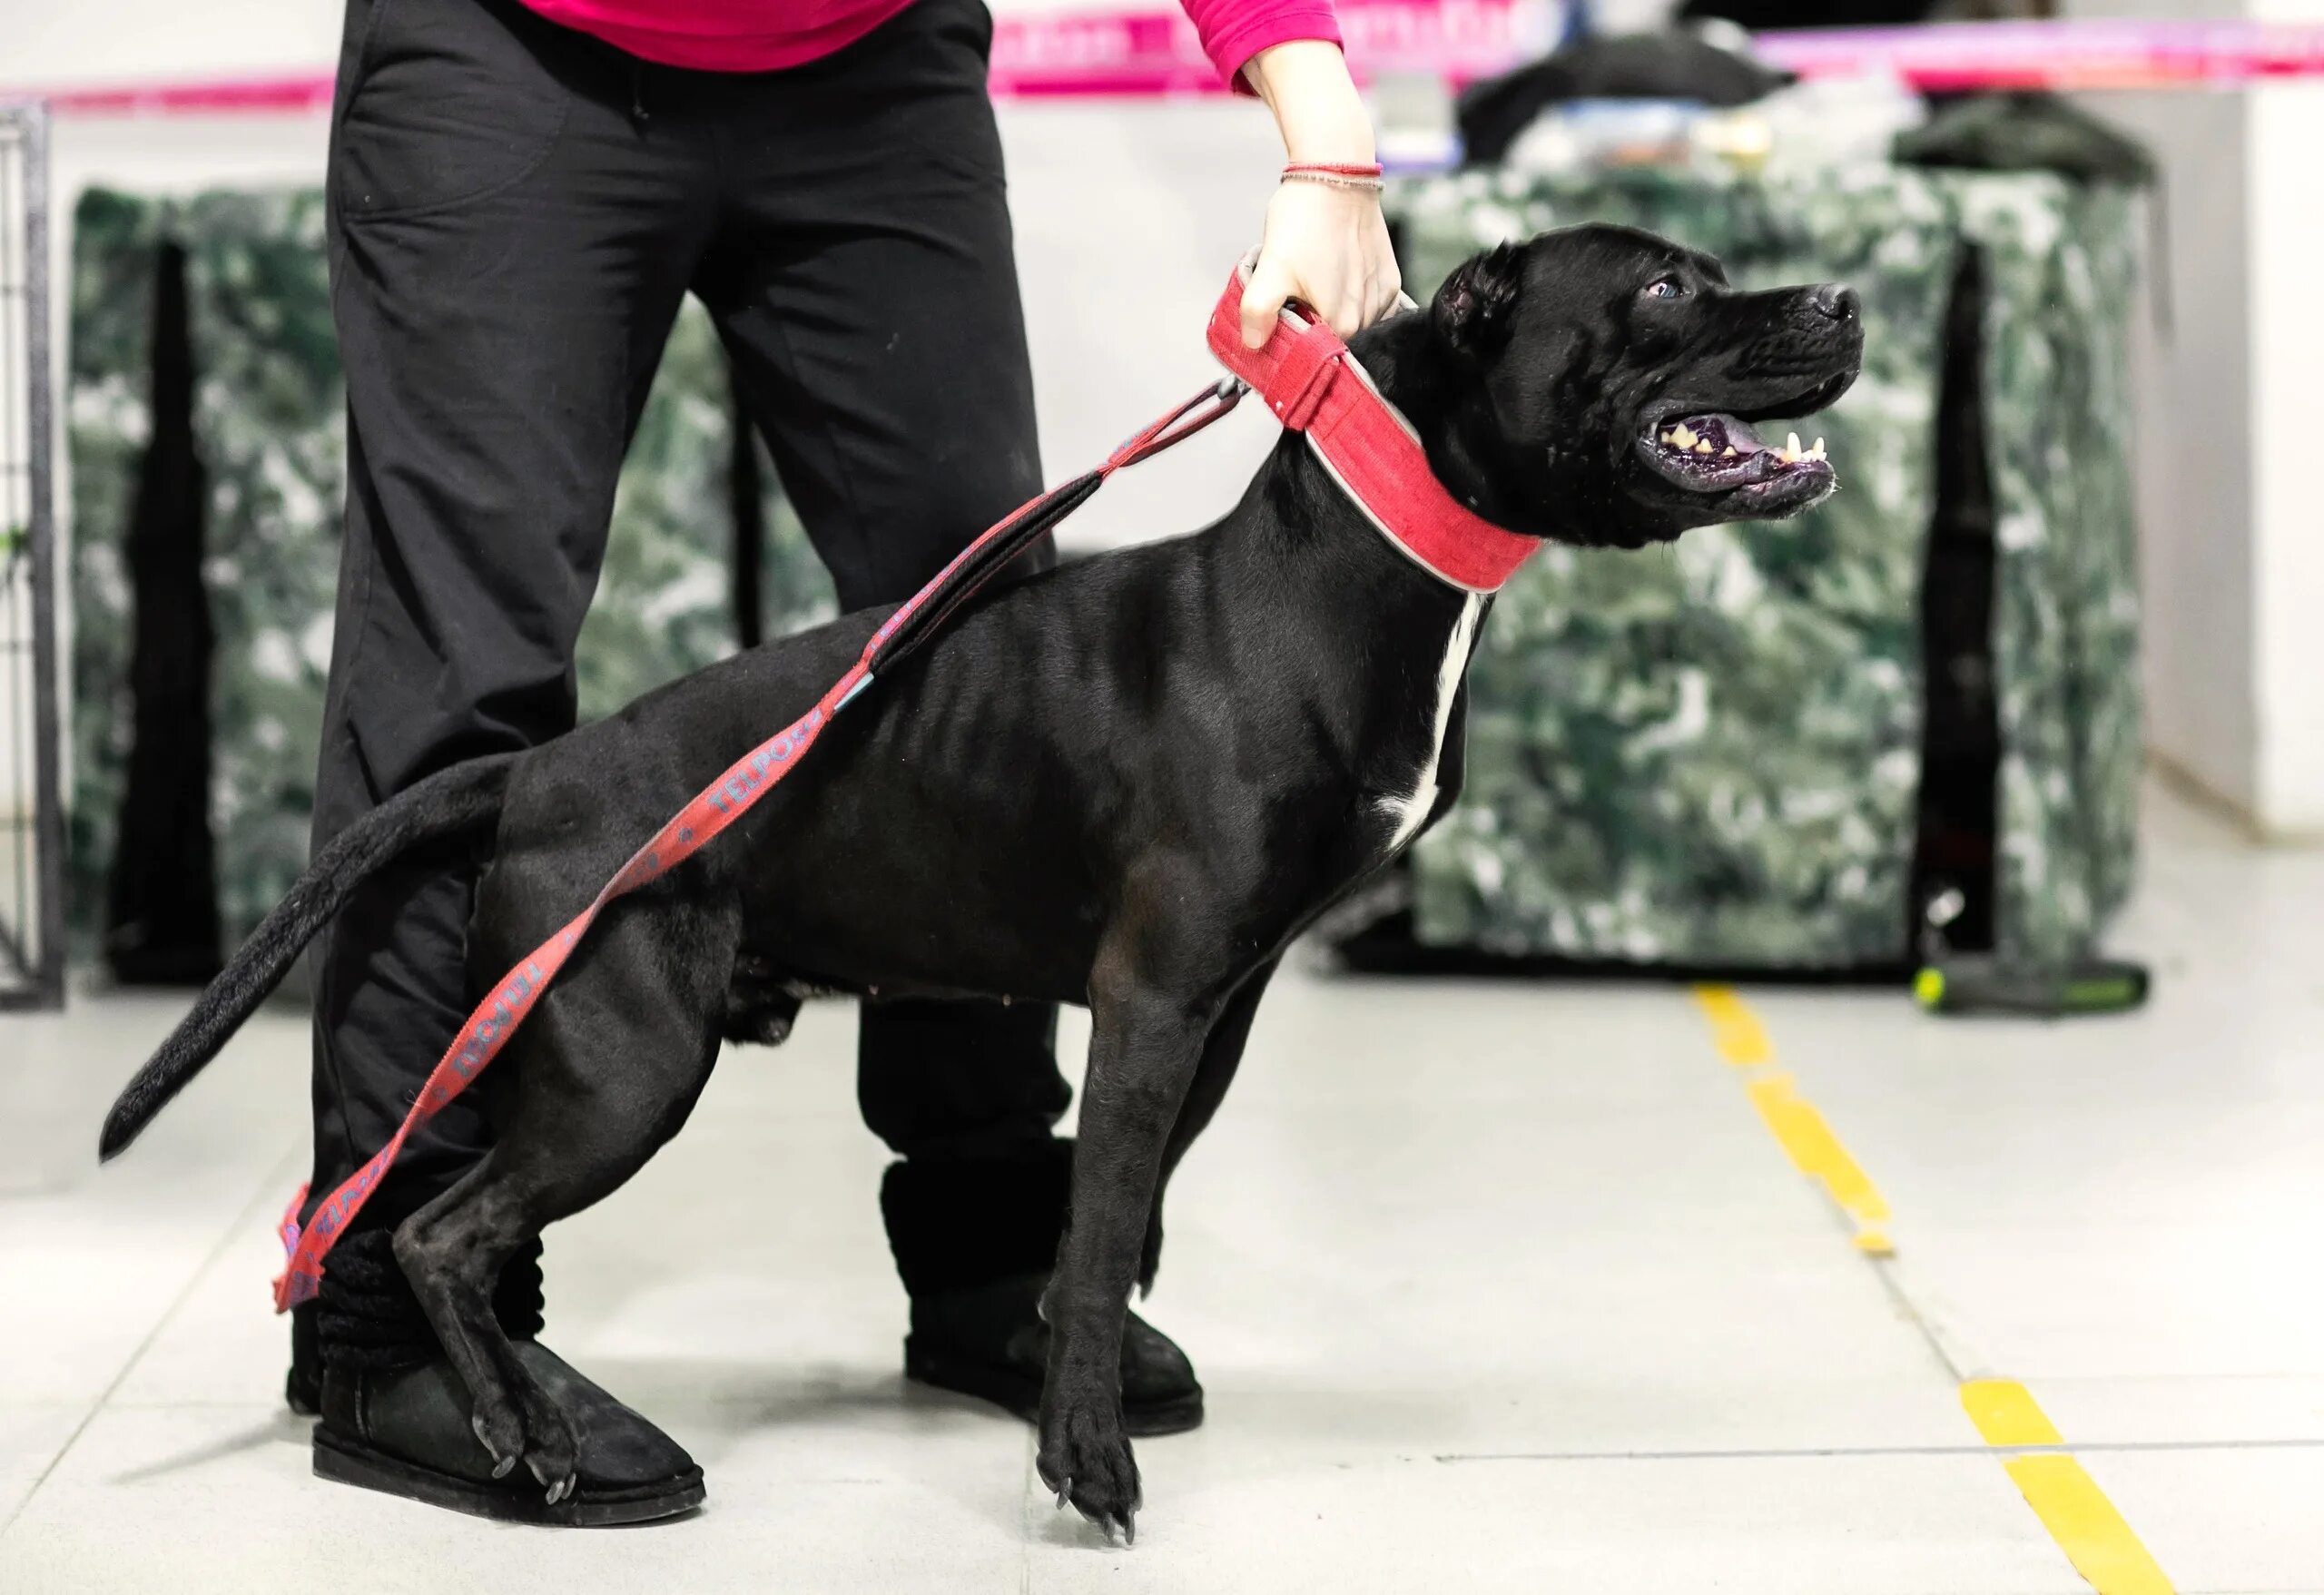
1238, 40, 1402, 349
1241, 175, 1401, 349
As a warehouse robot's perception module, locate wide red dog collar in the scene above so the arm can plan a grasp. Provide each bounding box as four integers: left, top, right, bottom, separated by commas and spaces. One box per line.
1205, 268, 1539, 594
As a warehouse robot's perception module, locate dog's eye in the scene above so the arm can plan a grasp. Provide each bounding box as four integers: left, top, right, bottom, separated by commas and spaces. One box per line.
1643, 278, 1687, 300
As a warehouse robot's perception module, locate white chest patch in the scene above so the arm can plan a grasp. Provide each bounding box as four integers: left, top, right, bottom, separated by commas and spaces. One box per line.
1379, 592, 1484, 853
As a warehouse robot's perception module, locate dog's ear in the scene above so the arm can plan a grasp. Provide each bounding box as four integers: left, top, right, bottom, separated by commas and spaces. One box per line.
1432, 242, 1524, 362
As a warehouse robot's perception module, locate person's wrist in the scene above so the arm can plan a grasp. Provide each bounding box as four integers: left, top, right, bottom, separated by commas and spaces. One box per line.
1279, 108, 1376, 168
1280, 116, 1376, 167
1246, 40, 1376, 166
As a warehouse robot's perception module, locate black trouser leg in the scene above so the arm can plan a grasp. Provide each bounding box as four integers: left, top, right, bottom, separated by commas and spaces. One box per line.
307, 0, 714, 1242
307, 0, 1078, 1352
690, 0, 1073, 1298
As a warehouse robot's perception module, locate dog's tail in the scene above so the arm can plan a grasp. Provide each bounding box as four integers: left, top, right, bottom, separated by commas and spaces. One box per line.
97, 753, 520, 1162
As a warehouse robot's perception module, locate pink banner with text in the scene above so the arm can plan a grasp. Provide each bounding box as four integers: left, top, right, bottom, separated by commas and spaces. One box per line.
20, 14, 2324, 115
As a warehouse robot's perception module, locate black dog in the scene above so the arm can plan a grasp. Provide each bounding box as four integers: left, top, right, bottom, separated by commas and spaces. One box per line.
103, 223, 1861, 1538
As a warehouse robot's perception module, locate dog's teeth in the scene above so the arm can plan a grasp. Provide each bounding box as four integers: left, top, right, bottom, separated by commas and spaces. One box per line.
1694, 439, 1714, 455
1722, 446, 1738, 458
1809, 437, 1827, 460
1783, 431, 1803, 464
1669, 423, 1698, 449
1662, 430, 1678, 445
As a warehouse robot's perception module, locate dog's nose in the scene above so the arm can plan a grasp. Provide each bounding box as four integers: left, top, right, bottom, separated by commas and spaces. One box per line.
1809, 283, 1859, 323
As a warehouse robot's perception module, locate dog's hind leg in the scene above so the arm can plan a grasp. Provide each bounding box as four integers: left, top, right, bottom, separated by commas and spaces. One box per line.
1138, 957, 1278, 1293
392, 1152, 578, 1493
392, 891, 737, 1501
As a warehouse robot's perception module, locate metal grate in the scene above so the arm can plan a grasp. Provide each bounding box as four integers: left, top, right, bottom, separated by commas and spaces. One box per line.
0, 101, 64, 1009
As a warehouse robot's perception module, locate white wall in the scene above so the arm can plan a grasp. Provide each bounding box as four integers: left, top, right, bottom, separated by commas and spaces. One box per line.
2066, 0, 2324, 838
3, 0, 340, 86
2243, 73, 2324, 834
2097, 86, 2260, 819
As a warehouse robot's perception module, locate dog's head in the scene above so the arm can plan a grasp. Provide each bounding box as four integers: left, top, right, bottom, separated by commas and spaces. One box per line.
1402, 223, 1864, 548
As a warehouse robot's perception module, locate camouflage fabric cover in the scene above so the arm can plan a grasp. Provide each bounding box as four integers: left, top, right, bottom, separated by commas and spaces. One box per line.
1390, 166, 2140, 969
68, 187, 835, 954
68, 174, 2138, 971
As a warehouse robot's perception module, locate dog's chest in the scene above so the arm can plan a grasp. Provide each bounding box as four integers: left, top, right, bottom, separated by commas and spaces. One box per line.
1369, 591, 1484, 854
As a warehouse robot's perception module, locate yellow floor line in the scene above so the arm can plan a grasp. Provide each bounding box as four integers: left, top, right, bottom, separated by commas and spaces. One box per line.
1962, 1377, 2063, 1447
1694, 984, 1773, 1067
1691, 986, 1891, 1255
1743, 1070, 1894, 1250
1691, 988, 2177, 1595
1965, 1383, 2176, 1595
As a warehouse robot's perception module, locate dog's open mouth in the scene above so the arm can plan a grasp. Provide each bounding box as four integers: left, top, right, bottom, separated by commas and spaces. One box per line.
1638, 412, 1835, 500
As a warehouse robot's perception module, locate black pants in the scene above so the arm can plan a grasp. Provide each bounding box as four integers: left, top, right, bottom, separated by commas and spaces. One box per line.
306, 0, 1071, 1275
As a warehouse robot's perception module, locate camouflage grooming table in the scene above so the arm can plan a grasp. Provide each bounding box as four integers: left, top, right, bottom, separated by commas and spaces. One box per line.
1381, 166, 2142, 971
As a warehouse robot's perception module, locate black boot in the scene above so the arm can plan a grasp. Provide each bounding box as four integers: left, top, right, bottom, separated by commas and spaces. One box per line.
881, 1140, 1204, 1438
304, 1230, 704, 1527
287, 1298, 322, 1416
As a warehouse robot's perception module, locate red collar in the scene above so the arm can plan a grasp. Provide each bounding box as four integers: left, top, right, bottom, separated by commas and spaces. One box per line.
1205, 269, 1538, 594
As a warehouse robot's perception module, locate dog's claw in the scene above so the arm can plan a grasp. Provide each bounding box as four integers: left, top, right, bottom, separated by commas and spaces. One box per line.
1055, 1479, 1071, 1510
1123, 1509, 1136, 1546
473, 1412, 518, 1477
547, 1474, 575, 1507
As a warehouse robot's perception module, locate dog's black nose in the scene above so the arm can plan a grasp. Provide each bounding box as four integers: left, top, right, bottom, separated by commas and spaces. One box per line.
1809, 283, 1859, 323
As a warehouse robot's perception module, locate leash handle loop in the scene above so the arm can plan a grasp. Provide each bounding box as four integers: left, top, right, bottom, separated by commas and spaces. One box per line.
1106, 376, 1247, 472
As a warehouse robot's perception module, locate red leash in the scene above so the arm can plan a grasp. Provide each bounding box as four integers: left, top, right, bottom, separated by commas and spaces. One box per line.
276, 269, 1537, 1310
273, 375, 1242, 1309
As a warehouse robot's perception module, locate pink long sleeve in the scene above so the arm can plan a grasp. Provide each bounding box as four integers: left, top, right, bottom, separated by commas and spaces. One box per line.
1181, 0, 1344, 92
511, 0, 1342, 84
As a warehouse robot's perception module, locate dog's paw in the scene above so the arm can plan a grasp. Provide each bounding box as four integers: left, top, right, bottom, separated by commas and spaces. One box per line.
468, 1372, 580, 1502
1036, 1399, 1142, 1544
515, 1382, 580, 1505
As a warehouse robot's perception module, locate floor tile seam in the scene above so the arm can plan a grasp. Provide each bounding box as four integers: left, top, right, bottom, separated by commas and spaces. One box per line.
1, 1145, 301, 1538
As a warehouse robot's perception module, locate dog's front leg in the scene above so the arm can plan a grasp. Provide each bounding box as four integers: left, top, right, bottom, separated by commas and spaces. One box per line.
1140, 956, 1277, 1293
1037, 970, 1220, 1541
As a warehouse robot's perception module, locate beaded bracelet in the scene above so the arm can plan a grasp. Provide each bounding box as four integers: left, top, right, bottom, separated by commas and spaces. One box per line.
1281, 162, 1385, 193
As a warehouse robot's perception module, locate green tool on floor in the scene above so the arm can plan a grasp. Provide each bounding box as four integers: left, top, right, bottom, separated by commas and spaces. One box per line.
1913, 957, 2150, 1018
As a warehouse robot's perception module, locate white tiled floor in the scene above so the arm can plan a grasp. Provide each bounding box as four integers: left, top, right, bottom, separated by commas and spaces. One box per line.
3, 779, 2319, 1593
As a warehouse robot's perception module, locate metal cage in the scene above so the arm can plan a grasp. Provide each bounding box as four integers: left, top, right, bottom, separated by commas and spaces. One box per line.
0, 101, 64, 1010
